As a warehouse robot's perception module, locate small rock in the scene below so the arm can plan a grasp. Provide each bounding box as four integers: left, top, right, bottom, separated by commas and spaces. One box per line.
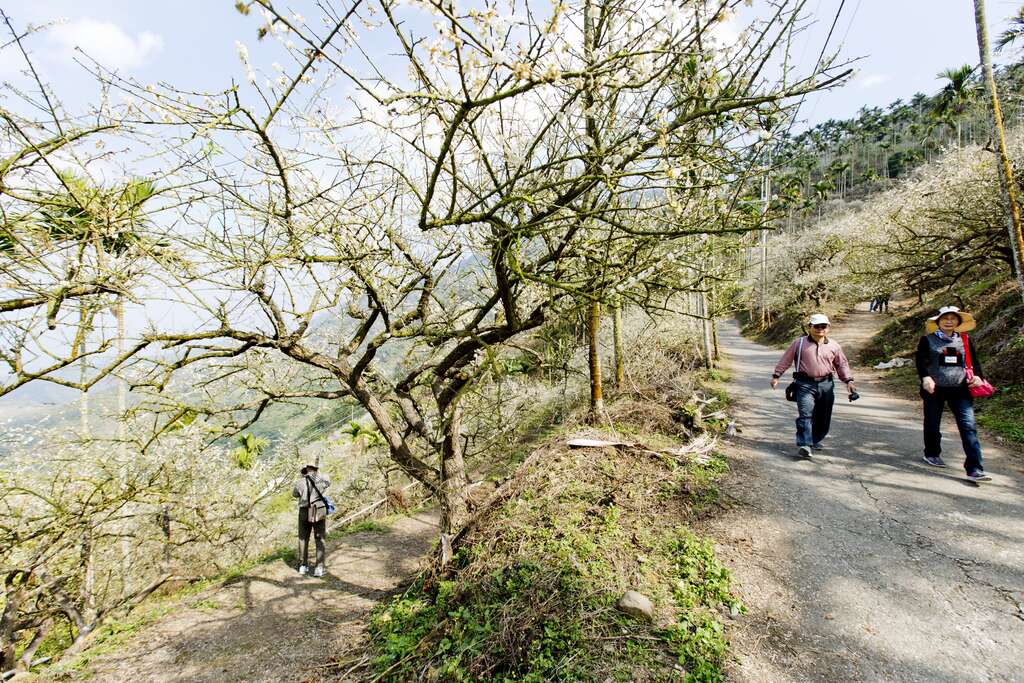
617, 590, 654, 621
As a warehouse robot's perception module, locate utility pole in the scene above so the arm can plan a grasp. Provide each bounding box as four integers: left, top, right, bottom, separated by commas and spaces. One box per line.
974, 0, 1024, 300
760, 147, 772, 327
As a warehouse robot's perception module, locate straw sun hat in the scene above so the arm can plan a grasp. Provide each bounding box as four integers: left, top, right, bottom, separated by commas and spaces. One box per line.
925, 305, 976, 334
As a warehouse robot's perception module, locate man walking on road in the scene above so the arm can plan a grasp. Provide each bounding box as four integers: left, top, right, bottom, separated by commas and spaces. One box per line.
770, 314, 856, 458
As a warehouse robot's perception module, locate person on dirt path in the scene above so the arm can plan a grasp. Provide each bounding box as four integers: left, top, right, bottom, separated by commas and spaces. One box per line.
293, 459, 331, 576
916, 306, 991, 481
770, 313, 856, 458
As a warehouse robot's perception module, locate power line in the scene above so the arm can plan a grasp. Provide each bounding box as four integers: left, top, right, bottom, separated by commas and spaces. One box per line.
800, 0, 863, 125
780, 0, 850, 142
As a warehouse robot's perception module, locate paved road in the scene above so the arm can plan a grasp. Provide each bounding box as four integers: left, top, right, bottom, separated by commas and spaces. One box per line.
711, 312, 1024, 682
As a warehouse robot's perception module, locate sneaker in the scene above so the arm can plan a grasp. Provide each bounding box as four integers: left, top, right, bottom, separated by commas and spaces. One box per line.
298, 565, 308, 575
966, 470, 992, 482
922, 455, 948, 468
812, 443, 824, 451
797, 446, 811, 459
313, 565, 325, 577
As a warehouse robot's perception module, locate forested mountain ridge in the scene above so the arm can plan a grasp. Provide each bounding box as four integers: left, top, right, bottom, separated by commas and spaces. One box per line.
771, 60, 1024, 219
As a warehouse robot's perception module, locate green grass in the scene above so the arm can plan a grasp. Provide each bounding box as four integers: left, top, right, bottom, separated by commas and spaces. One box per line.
367, 420, 740, 682
329, 517, 390, 540
976, 386, 1024, 446
370, 522, 740, 682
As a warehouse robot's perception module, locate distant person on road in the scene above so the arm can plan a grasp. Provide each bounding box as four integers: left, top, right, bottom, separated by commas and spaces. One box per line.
916, 306, 991, 481
869, 293, 890, 312
770, 314, 857, 458
293, 459, 331, 576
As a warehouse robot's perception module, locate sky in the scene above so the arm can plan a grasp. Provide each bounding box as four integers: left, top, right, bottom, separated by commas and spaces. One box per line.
0, 0, 1021, 406
2, 1, 1023, 131
792, 0, 1024, 126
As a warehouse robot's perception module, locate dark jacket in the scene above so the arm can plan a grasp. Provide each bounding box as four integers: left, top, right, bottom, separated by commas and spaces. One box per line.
915, 332, 984, 393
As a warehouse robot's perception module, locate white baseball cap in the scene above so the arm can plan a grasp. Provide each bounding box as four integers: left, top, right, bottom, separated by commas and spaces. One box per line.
808, 314, 830, 326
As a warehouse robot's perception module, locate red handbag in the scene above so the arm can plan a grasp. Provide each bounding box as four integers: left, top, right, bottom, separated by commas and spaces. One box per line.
962, 334, 995, 398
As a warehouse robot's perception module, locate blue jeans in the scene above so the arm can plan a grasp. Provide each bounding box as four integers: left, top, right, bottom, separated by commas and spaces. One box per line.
922, 388, 983, 473
794, 377, 835, 447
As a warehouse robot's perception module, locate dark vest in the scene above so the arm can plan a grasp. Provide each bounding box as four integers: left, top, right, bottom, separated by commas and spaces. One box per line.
925, 333, 966, 387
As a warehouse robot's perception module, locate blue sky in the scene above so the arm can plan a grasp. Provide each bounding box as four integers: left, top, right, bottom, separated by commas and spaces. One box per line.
2, 1, 1022, 130
794, 0, 1024, 125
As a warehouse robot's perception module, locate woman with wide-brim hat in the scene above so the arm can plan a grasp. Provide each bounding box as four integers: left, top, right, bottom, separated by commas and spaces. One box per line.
914, 305, 990, 481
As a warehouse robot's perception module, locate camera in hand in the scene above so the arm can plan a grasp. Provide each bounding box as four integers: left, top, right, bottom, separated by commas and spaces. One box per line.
848, 391, 860, 402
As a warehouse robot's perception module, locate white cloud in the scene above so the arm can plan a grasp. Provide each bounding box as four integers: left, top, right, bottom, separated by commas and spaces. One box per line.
47, 18, 163, 70
859, 73, 890, 89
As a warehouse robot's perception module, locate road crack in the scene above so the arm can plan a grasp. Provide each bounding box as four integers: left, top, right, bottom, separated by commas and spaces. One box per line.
849, 464, 1023, 622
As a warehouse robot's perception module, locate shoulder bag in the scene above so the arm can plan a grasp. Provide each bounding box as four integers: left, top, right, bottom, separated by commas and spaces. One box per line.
305, 475, 336, 521
785, 336, 805, 402
962, 334, 995, 398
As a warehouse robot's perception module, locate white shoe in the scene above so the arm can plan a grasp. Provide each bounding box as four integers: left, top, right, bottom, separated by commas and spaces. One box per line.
313, 565, 324, 577
298, 565, 308, 575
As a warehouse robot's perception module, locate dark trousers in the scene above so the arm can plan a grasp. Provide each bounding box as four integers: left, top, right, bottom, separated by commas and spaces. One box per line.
794, 377, 835, 447
922, 388, 983, 473
298, 508, 326, 567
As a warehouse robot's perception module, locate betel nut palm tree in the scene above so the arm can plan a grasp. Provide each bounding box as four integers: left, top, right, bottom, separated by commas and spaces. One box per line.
932, 64, 980, 147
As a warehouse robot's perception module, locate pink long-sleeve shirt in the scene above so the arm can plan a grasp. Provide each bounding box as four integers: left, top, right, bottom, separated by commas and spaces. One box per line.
772, 336, 854, 383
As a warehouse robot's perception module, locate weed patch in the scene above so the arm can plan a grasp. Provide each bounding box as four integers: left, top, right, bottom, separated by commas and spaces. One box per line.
367, 429, 739, 682
976, 386, 1024, 446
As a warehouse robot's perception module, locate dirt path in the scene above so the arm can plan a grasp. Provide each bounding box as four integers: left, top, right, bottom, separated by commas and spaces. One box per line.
54, 511, 438, 683
711, 307, 1024, 682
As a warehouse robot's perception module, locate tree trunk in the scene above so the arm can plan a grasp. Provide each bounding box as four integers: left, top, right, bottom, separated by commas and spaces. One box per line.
759, 228, 769, 327
699, 289, 714, 369
355, 382, 439, 496
159, 505, 172, 574
17, 620, 50, 671
116, 296, 131, 587
974, 0, 1024, 300
439, 401, 470, 541
759, 157, 771, 327
0, 576, 28, 671
587, 300, 606, 424
612, 300, 624, 388
78, 307, 89, 439
81, 524, 96, 624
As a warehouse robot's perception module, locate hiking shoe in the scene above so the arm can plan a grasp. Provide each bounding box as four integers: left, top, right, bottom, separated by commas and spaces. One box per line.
313, 565, 325, 577
298, 565, 308, 575
812, 442, 824, 451
966, 470, 992, 482
922, 455, 948, 468
797, 446, 811, 459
